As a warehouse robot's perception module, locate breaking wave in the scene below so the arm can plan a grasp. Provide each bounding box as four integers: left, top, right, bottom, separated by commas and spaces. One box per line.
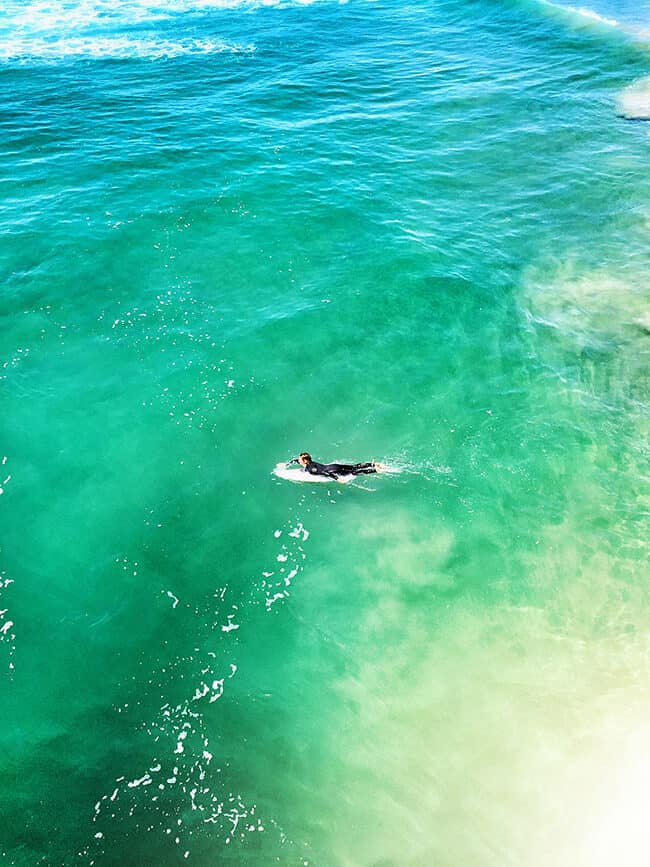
0, 0, 336, 63
618, 75, 650, 119
536, 0, 650, 39
0, 35, 255, 61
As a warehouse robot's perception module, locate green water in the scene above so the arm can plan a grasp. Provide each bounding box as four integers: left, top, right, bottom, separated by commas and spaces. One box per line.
1, 0, 650, 864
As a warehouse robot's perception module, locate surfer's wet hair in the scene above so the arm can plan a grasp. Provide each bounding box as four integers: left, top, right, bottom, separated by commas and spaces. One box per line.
299, 452, 312, 463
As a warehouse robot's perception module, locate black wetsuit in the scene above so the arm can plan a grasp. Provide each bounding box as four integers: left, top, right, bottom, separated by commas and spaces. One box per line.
304, 459, 377, 480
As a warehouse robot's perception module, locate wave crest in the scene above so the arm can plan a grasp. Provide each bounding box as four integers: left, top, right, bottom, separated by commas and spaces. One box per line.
618, 76, 650, 120
0, 35, 256, 62
538, 0, 619, 29
2, 0, 327, 32
537, 0, 650, 39
0, 0, 330, 62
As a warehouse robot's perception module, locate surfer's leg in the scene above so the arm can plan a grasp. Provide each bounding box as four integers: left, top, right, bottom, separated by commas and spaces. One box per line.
352, 463, 377, 475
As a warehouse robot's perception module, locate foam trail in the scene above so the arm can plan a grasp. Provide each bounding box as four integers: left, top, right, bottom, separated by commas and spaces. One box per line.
378, 456, 455, 484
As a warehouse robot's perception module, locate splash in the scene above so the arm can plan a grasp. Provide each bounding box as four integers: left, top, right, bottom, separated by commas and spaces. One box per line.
618, 76, 650, 120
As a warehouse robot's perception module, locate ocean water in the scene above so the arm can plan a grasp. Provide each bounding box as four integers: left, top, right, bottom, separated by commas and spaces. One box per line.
1, 0, 649, 864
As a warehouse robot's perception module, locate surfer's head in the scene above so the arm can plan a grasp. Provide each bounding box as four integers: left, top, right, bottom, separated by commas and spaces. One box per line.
298, 452, 311, 466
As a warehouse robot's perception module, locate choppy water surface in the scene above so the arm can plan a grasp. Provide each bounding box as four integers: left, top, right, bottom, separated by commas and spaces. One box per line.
1, 0, 649, 864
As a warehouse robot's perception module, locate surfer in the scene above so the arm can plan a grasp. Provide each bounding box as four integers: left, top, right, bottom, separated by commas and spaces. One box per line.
289, 452, 382, 482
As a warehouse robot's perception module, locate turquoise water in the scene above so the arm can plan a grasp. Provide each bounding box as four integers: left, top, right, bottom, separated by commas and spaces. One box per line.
2, 0, 650, 864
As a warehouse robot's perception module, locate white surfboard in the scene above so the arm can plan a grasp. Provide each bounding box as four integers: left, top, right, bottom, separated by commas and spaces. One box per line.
272, 461, 395, 484
273, 462, 354, 484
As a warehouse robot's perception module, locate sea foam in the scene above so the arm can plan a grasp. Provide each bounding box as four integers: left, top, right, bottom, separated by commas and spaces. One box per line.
0, 34, 256, 62
0, 0, 330, 62
538, 0, 620, 29
2, 0, 331, 33
538, 0, 650, 40
618, 76, 650, 120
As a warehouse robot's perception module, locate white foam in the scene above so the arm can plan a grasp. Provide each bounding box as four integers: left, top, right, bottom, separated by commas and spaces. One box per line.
0, 35, 255, 62
0, 0, 355, 64
539, 0, 619, 29
1, 0, 336, 41
0, 0, 262, 62
565, 5, 618, 27
127, 773, 152, 788
289, 522, 309, 541
618, 76, 650, 120
166, 590, 179, 609
538, 0, 650, 43
221, 614, 239, 632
